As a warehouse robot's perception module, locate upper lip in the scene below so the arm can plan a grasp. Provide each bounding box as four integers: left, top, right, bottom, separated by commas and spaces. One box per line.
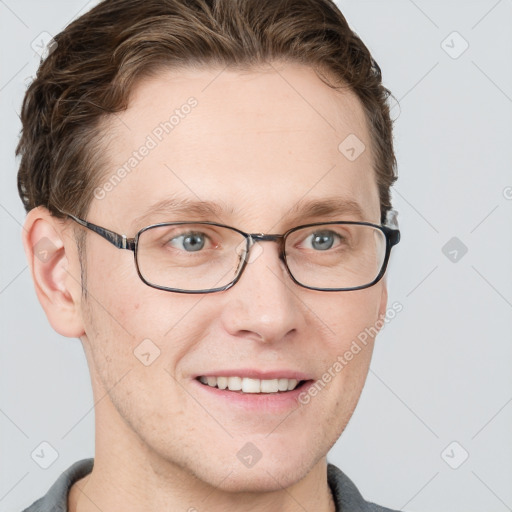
195, 369, 314, 381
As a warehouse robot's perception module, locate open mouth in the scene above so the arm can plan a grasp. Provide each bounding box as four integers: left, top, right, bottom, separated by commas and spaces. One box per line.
196, 376, 310, 394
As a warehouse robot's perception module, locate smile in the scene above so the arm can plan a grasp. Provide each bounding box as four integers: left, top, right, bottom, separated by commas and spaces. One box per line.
197, 376, 306, 393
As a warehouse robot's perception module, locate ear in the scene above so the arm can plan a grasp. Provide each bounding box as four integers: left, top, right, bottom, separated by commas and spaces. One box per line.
22, 206, 85, 338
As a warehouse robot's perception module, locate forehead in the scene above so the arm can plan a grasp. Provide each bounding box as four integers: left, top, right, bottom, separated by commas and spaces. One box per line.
94, 62, 380, 230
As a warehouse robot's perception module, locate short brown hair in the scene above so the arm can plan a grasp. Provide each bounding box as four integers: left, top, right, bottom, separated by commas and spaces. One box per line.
16, 0, 397, 223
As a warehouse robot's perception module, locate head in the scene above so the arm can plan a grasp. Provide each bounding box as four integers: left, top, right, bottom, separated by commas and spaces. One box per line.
18, 0, 398, 494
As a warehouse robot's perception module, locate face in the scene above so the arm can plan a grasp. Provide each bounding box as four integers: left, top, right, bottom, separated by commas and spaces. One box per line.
67, 62, 388, 491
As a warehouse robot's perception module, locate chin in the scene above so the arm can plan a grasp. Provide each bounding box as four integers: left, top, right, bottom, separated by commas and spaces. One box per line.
193, 451, 320, 494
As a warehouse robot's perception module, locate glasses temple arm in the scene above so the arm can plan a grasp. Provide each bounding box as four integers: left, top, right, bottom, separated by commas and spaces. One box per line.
65, 213, 135, 251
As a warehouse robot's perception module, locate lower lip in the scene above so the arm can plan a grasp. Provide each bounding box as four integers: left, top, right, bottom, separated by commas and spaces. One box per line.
192, 378, 315, 413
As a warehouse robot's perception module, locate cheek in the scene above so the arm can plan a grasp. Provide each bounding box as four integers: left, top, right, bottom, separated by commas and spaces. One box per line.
85, 241, 214, 326
81, 246, 208, 382
313, 285, 384, 350
85, 245, 161, 335
303, 286, 384, 413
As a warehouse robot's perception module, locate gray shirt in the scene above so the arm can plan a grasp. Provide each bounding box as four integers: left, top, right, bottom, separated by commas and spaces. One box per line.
22, 458, 401, 512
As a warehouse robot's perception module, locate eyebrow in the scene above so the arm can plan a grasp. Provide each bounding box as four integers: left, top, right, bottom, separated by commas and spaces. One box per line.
131, 197, 230, 228
285, 197, 366, 224
131, 195, 367, 230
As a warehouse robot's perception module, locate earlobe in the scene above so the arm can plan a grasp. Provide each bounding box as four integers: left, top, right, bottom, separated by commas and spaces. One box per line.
22, 206, 85, 338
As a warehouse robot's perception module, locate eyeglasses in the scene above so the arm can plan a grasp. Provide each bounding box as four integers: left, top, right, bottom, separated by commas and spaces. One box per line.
62, 211, 400, 293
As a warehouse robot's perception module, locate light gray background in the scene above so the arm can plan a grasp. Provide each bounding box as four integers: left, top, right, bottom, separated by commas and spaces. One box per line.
1, 1, 511, 511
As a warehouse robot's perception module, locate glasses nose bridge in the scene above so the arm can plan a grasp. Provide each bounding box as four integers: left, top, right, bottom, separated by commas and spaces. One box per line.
249, 233, 283, 243
245, 232, 286, 261
248, 232, 285, 249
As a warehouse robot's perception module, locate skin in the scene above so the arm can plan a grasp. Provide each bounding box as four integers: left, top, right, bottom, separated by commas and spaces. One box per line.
23, 61, 389, 512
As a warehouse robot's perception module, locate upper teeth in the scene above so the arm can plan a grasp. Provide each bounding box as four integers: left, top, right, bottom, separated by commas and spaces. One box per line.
198, 376, 300, 393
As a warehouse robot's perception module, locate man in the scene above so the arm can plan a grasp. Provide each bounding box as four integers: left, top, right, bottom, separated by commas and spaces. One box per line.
17, 0, 402, 510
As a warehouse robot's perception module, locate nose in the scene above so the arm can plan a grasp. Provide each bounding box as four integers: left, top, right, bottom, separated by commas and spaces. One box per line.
219, 240, 305, 344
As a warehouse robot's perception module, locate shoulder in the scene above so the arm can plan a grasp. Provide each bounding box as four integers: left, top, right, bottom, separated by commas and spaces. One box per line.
22, 458, 94, 512
327, 463, 402, 512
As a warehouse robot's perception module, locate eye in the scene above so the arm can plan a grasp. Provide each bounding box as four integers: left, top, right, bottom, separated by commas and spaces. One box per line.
168, 232, 208, 252
302, 230, 342, 251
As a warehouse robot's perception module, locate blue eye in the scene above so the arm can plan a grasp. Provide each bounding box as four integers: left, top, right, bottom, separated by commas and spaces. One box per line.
170, 232, 206, 252
305, 231, 340, 251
